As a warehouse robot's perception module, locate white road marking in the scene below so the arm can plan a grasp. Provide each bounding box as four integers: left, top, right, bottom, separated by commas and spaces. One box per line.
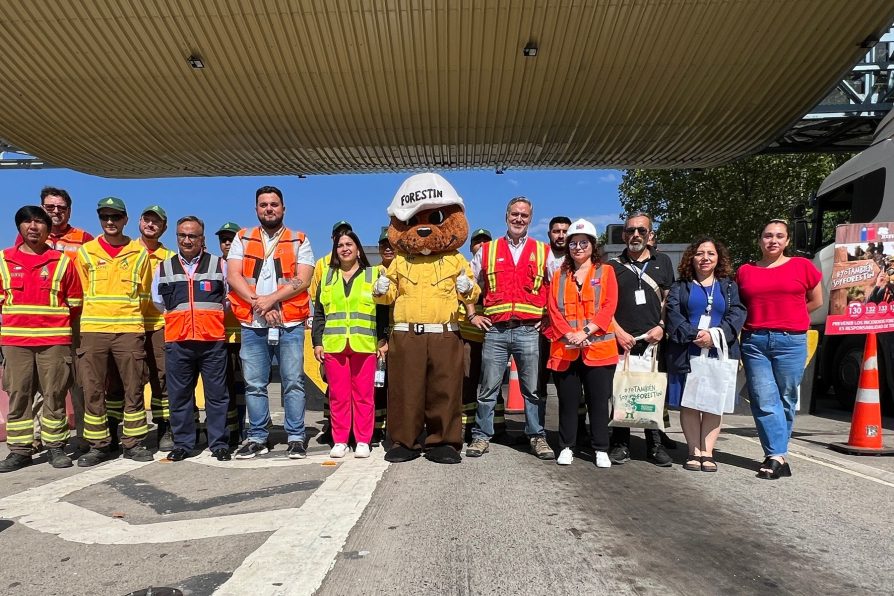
214, 453, 390, 596
728, 433, 894, 489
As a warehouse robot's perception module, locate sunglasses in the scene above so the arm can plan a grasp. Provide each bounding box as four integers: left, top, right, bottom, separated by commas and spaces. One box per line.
43, 204, 68, 212
624, 226, 649, 236
568, 240, 590, 250
99, 213, 125, 222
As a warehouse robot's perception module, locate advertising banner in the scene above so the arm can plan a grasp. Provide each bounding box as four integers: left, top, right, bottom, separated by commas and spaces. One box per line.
826, 222, 894, 335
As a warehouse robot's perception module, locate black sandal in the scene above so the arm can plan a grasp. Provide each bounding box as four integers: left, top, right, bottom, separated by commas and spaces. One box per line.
683, 455, 702, 471
757, 457, 791, 480
700, 456, 717, 472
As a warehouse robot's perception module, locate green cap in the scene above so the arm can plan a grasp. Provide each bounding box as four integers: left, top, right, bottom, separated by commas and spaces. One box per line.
331, 220, 352, 235
141, 204, 167, 221
216, 222, 241, 236
97, 196, 127, 213
378, 226, 390, 243
471, 228, 492, 241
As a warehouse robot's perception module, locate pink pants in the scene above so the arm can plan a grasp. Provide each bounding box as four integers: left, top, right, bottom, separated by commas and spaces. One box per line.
323, 347, 375, 444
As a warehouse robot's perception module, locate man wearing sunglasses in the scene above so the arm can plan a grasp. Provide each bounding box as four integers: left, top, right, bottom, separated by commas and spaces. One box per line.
608, 212, 676, 467
73, 197, 154, 466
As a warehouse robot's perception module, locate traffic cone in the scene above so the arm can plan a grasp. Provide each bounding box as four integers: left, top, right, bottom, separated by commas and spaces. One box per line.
830, 333, 894, 455
505, 357, 525, 413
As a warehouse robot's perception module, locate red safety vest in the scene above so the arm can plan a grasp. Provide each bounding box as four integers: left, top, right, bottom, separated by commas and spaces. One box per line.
481, 237, 549, 322
228, 227, 310, 324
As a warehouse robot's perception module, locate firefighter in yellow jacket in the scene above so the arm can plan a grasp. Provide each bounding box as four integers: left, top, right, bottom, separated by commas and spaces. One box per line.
73, 197, 154, 466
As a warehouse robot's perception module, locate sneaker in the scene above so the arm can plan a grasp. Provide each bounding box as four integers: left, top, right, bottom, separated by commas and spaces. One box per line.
608, 444, 630, 465
530, 436, 555, 460
77, 447, 110, 467
648, 444, 673, 467
595, 451, 612, 468
556, 447, 574, 465
233, 441, 269, 459
354, 443, 371, 458
0, 452, 33, 473
287, 441, 307, 459
123, 445, 154, 462
46, 448, 73, 469
465, 438, 490, 457
329, 443, 349, 458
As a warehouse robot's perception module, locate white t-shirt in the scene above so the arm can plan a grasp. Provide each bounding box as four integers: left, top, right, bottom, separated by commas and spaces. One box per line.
228, 226, 315, 328
546, 248, 564, 281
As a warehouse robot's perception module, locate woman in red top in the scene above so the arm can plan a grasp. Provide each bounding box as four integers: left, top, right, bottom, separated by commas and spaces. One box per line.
546, 219, 619, 468
737, 219, 823, 479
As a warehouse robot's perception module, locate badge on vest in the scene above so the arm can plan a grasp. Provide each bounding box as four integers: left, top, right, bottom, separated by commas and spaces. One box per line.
200, 281, 211, 291
40, 266, 49, 280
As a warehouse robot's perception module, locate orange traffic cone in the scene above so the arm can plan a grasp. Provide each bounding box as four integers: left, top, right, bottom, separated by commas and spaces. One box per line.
505, 357, 525, 413
830, 333, 894, 455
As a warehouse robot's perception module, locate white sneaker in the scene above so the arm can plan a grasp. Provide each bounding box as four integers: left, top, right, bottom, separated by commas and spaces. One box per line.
595, 451, 612, 468
557, 448, 574, 465
329, 443, 348, 458
354, 443, 371, 458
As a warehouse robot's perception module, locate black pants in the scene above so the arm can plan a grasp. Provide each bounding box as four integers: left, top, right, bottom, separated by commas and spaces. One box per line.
555, 360, 615, 450
167, 340, 229, 452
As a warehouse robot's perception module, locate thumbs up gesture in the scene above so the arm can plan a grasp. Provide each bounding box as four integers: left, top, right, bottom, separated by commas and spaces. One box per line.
373, 273, 391, 295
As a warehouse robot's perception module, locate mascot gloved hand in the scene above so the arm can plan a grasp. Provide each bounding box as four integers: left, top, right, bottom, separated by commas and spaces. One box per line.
374, 173, 480, 464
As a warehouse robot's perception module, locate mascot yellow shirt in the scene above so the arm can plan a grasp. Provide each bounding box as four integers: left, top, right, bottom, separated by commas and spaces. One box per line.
377, 252, 479, 323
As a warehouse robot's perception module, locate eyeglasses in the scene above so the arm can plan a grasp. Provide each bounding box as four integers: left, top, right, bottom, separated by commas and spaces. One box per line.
624, 226, 649, 236
43, 204, 68, 212
177, 233, 201, 241
99, 213, 125, 222
568, 240, 590, 250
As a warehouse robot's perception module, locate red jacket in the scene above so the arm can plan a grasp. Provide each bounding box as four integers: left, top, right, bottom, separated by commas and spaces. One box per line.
0, 246, 83, 346
480, 237, 549, 322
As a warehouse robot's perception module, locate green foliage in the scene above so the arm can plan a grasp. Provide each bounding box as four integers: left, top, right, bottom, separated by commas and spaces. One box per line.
619, 154, 850, 264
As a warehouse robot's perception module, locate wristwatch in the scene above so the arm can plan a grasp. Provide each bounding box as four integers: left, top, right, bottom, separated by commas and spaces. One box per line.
657, 321, 666, 329
582, 325, 592, 335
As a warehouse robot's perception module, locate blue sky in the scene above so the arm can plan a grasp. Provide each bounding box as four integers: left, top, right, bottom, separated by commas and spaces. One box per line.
1, 167, 625, 258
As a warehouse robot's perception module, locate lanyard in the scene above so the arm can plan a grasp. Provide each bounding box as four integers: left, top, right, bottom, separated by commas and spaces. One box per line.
261, 227, 284, 261
625, 259, 650, 290
694, 279, 716, 314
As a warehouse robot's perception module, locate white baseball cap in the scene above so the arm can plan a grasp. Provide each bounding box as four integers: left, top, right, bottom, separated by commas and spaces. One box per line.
387, 173, 465, 222
568, 218, 598, 240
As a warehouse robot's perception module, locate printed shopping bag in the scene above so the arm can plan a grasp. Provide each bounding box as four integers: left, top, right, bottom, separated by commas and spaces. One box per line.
610, 347, 667, 428
681, 328, 738, 415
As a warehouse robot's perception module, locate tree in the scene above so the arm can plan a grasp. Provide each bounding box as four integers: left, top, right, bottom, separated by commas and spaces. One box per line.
619, 154, 851, 264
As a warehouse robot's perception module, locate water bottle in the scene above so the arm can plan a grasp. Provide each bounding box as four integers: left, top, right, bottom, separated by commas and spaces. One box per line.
267, 326, 280, 345
374, 356, 386, 387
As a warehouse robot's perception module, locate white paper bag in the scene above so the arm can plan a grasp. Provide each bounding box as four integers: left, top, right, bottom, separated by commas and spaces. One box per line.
681, 328, 738, 415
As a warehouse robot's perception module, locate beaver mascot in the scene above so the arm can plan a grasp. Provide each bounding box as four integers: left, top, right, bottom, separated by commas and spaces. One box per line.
373, 172, 480, 464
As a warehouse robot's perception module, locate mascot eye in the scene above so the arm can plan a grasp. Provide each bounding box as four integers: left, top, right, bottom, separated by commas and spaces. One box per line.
429, 210, 445, 225
407, 216, 419, 226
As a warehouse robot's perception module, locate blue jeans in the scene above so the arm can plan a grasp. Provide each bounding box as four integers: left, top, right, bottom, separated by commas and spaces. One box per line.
240, 325, 307, 444
473, 324, 544, 440
741, 330, 807, 458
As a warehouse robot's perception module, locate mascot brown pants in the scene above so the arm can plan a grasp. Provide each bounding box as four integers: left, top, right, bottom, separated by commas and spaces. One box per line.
388, 329, 463, 450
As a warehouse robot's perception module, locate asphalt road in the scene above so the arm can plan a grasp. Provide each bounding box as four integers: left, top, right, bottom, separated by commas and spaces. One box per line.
1, 389, 893, 596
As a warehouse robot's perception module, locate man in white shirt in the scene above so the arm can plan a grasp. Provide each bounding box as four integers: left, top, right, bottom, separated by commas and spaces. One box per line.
226, 186, 315, 460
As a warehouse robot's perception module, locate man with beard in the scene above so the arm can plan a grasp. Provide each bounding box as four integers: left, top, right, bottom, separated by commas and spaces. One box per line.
546, 216, 570, 281
227, 186, 314, 460
608, 212, 676, 467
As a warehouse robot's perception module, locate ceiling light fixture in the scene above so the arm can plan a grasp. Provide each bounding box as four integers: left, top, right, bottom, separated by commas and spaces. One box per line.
522, 43, 538, 57
187, 55, 205, 69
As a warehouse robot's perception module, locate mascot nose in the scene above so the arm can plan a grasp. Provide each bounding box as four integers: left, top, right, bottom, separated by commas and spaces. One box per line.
416, 227, 432, 237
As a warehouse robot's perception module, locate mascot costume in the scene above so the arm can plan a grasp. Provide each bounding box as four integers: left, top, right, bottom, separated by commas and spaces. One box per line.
373, 173, 480, 464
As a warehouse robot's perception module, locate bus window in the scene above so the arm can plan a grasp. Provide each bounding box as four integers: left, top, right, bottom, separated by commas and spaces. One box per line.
813, 168, 886, 249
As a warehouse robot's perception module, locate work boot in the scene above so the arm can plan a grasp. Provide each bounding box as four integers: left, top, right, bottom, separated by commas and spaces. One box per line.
123, 445, 154, 462
0, 453, 33, 473
156, 421, 174, 452
608, 444, 631, 465
647, 444, 673, 467
77, 448, 110, 467
46, 448, 73, 469
465, 438, 490, 457
530, 436, 555, 460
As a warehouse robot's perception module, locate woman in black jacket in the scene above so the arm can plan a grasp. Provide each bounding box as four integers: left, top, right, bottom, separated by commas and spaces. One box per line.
665, 237, 746, 472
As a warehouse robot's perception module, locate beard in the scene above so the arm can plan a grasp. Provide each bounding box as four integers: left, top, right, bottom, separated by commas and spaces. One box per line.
260, 215, 283, 231
627, 238, 645, 252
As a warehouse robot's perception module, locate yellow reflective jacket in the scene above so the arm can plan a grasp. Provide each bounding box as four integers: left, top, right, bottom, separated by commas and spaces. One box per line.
75, 238, 152, 333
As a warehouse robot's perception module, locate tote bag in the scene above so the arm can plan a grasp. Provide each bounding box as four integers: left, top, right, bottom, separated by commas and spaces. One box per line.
681, 328, 738, 415
610, 346, 667, 429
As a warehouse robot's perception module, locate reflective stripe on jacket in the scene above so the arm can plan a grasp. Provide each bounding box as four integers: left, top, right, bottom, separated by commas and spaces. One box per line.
481, 237, 549, 321
228, 227, 310, 324
319, 265, 377, 354
157, 252, 226, 342
74, 239, 151, 333
143, 244, 176, 331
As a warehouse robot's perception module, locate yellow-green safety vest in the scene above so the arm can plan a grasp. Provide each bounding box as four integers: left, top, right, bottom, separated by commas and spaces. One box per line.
319, 265, 377, 354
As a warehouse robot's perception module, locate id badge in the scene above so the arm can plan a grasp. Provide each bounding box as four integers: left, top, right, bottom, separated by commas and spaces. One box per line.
698, 314, 711, 330
634, 289, 647, 305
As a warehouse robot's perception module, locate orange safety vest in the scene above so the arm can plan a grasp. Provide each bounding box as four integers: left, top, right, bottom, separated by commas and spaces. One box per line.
548, 265, 618, 369
228, 227, 310, 324
157, 252, 226, 342
47, 226, 93, 258
480, 238, 549, 322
